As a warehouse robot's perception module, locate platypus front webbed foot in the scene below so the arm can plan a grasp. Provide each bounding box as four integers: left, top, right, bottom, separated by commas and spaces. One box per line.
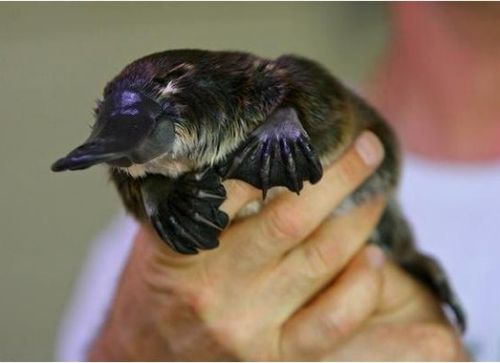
141, 169, 228, 254
221, 107, 323, 198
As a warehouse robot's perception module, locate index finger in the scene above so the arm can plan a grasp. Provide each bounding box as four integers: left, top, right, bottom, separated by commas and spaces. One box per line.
220, 179, 261, 220
222, 131, 385, 259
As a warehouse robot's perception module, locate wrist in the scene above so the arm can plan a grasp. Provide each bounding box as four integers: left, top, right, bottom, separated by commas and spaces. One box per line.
87, 228, 238, 361
86, 253, 168, 360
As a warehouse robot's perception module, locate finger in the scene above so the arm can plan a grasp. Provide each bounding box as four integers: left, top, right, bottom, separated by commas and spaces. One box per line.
266, 196, 385, 320
324, 323, 466, 361
280, 245, 385, 360
220, 179, 261, 220
372, 261, 448, 326
222, 131, 384, 260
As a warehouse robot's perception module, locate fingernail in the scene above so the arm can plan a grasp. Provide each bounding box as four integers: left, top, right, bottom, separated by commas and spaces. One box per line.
365, 245, 386, 268
355, 131, 384, 166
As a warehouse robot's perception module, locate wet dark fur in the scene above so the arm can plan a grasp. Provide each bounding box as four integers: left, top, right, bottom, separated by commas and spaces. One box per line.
75, 49, 465, 331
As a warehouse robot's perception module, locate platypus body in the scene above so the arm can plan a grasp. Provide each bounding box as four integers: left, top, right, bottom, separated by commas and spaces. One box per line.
52, 49, 465, 331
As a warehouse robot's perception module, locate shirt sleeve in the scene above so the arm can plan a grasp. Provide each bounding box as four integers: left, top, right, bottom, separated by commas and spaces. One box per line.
55, 213, 138, 361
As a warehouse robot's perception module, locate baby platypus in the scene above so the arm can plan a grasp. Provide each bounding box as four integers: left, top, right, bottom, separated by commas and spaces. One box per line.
51, 49, 465, 331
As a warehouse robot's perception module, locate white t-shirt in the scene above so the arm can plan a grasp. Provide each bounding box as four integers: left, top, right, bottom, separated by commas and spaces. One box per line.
56, 156, 500, 361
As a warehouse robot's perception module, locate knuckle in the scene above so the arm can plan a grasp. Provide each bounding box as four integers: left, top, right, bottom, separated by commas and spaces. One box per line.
318, 312, 353, 340
182, 292, 250, 348
352, 257, 384, 299
210, 318, 241, 342
364, 268, 384, 298
301, 242, 336, 279
413, 323, 463, 361
186, 287, 214, 316
265, 205, 304, 241
334, 152, 369, 189
171, 268, 218, 317
208, 314, 256, 353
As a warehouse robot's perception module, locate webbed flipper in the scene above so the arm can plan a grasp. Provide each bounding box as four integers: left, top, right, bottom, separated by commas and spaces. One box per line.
141, 169, 228, 254
221, 107, 323, 198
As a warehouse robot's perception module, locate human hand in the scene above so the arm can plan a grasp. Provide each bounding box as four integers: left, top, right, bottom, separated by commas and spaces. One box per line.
88, 131, 466, 361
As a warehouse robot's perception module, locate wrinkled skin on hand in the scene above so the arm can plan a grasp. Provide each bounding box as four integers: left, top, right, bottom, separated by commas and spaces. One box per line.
88, 133, 467, 361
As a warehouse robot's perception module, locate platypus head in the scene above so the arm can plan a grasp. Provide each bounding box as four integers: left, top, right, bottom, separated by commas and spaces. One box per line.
52, 49, 279, 176
51, 88, 176, 172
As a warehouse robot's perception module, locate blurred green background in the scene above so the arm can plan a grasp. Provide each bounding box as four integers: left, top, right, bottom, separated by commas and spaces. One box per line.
0, 2, 389, 360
